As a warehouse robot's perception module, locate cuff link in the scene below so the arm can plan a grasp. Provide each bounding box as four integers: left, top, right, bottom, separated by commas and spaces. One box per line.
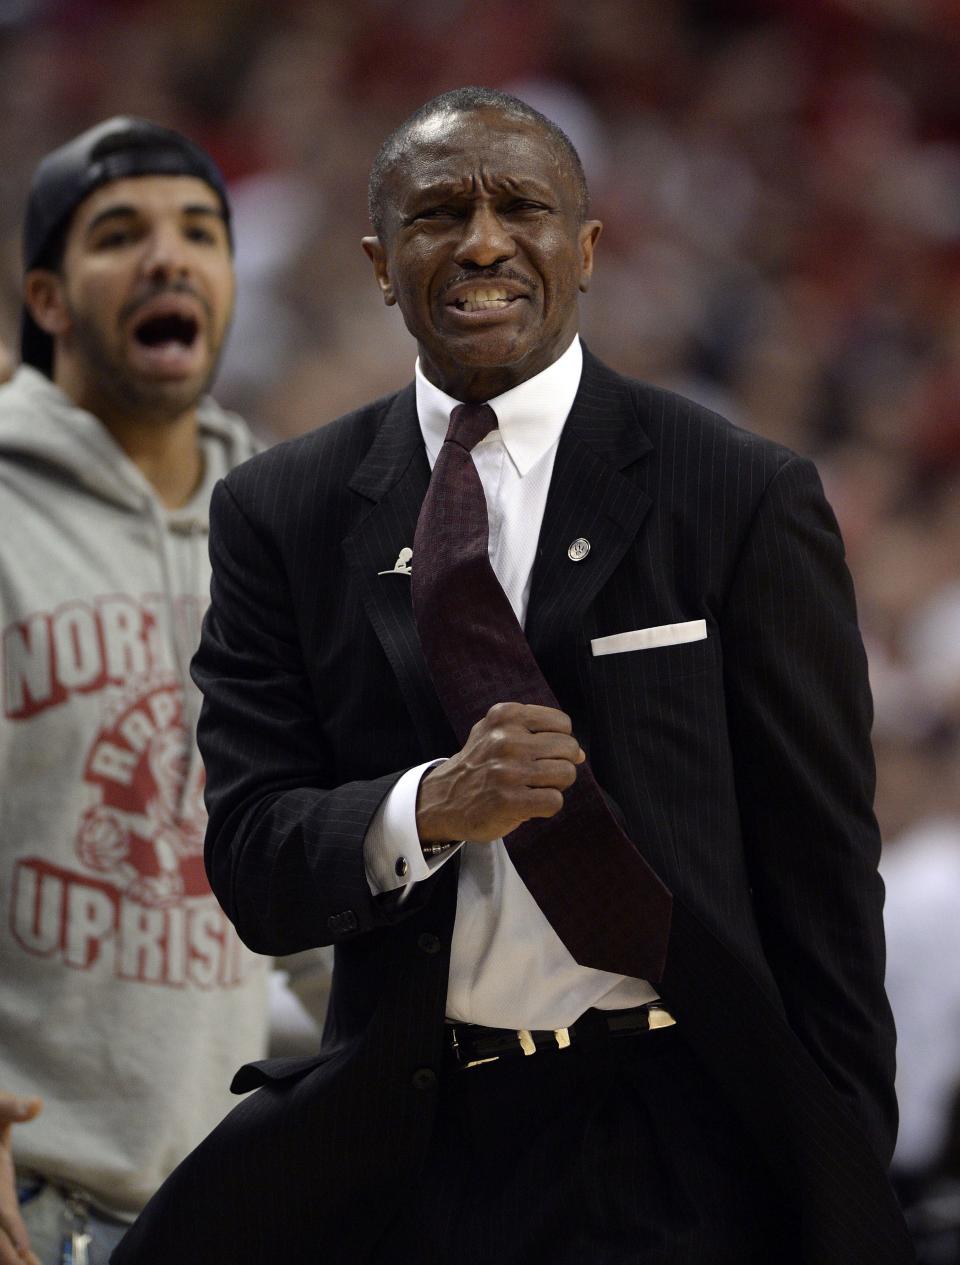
421, 840, 458, 858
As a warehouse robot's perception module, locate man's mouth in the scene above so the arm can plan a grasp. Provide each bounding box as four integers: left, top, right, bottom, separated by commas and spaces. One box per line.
451, 287, 517, 313
133, 311, 199, 350
124, 294, 208, 379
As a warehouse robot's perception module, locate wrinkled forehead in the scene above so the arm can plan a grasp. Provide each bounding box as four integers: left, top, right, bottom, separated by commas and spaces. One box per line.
389, 108, 573, 201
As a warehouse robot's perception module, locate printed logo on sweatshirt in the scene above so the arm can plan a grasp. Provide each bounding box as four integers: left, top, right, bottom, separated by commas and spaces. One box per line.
5, 598, 252, 989
2, 593, 204, 720
11, 858, 250, 987
74, 668, 209, 909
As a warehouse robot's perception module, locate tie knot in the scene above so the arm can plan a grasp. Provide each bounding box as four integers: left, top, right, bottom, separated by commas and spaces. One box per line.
446, 402, 498, 452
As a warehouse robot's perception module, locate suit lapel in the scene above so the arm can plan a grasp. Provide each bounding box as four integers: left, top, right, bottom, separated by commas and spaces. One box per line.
525, 350, 653, 661
343, 385, 454, 753
343, 352, 654, 748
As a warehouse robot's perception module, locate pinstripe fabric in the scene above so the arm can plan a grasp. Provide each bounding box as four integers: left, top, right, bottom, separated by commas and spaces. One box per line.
373, 1031, 786, 1264
112, 349, 912, 1265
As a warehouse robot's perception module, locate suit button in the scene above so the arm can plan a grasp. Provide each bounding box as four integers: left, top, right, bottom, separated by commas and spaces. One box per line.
417, 932, 441, 955
412, 1068, 437, 1091
327, 910, 358, 934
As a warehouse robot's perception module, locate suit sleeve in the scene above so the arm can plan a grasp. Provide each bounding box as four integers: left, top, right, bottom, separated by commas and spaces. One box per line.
192, 478, 435, 957
720, 454, 898, 1164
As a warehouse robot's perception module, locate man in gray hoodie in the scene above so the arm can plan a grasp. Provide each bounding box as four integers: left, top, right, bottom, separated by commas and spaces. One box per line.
0, 119, 270, 1265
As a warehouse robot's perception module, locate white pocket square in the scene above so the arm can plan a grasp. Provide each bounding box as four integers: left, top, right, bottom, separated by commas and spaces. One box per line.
590, 619, 707, 657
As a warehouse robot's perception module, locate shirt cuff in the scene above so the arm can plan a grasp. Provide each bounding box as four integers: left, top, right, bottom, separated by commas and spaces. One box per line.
363, 760, 462, 895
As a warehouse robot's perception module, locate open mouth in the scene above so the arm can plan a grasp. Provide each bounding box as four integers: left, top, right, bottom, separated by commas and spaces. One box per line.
133, 312, 199, 349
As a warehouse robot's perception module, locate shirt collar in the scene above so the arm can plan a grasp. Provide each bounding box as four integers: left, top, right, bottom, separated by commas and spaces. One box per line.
415, 335, 583, 476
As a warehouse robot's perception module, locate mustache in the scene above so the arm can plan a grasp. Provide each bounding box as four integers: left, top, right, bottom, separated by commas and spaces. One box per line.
437, 266, 534, 299
119, 279, 209, 326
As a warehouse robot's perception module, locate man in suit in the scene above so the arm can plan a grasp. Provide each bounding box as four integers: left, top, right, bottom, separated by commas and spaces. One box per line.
112, 87, 913, 1264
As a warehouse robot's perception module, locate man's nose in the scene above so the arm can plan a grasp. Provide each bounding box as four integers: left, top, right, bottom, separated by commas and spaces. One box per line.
140, 225, 191, 281
453, 206, 516, 270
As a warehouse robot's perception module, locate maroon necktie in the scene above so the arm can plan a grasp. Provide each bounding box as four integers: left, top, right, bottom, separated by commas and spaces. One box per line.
411, 401, 672, 983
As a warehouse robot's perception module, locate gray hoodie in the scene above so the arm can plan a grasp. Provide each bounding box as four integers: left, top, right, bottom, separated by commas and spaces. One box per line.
0, 367, 269, 1216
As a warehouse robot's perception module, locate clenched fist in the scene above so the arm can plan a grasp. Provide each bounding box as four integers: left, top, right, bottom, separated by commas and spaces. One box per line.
416, 702, 585, 845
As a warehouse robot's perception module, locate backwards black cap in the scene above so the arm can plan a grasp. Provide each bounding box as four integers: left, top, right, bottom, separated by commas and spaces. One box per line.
20, 116, 232, 376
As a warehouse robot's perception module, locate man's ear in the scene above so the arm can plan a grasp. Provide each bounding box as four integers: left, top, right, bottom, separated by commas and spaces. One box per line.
361, 237, 396, 306
577, 220, 603, 294
23, 270, 71, 337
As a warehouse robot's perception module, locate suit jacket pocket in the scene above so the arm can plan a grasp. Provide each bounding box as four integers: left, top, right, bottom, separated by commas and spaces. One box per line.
589, 622, 715, 689
591, 619, 707, 657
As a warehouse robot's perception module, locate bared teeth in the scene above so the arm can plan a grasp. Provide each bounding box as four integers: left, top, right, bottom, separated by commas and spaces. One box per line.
454, 287, 513, 313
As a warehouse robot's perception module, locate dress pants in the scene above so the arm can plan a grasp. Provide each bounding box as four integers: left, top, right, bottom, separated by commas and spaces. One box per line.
372, 1023, 794, 1265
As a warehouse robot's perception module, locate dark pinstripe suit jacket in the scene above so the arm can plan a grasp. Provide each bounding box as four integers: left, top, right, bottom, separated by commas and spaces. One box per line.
112, 350, 914, 1264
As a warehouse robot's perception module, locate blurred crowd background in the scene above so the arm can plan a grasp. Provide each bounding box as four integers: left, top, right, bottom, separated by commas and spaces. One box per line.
1, 0, 958, 1256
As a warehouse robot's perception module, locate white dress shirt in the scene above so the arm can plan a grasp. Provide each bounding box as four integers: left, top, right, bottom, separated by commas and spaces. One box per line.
364, 335, 657, 1029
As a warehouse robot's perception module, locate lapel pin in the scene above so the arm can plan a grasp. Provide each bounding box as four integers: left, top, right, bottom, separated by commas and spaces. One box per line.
378, 547, 413, 576
567, 537, 591, 562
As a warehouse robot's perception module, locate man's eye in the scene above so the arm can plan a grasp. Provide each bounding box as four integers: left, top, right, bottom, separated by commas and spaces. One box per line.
506, 201, 547, 215
94, 230, 133, 249
185, 225, 217, 244
415, 206, 460, 221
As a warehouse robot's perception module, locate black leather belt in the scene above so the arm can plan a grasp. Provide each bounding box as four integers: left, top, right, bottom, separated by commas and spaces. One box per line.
446, 1001, 677, 1069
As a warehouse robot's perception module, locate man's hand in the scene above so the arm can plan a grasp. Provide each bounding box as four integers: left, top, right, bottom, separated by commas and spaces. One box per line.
0, 1093, 43, 1265
416, 702, 585, 844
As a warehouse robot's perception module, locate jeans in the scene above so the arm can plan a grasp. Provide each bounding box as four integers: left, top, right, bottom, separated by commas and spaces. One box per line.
17, 1178, 130, 1265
